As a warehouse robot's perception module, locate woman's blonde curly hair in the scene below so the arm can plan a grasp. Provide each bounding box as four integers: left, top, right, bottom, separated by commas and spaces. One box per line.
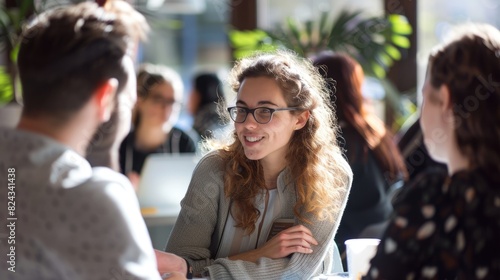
212, 50, 349, 233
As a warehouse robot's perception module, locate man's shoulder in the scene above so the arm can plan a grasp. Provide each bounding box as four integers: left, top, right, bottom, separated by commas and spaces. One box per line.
0, 127, 50, 150
90, 166, 131, 185
71, 168, 139, 227
81, 167, 135, 200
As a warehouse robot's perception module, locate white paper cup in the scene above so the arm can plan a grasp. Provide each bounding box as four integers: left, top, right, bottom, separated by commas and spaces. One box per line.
345, 238, 380, 280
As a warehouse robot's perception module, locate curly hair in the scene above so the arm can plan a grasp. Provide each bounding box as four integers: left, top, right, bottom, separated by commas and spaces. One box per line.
428, 23, 500, 181
218, 50, 350, 233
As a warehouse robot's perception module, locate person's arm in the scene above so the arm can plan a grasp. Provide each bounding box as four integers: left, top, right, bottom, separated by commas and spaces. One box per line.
206, 209, 346, 279
227, 224, 318, 262
155, 250, 188, 276
165, 153, 223, 274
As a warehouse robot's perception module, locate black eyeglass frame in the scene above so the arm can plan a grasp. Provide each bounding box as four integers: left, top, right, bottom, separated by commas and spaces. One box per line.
227, 106, 301, 124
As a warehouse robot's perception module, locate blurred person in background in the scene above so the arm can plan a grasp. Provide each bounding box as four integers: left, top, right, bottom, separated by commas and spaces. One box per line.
119, 64, 196, 186
313, 52, 408, 268
187, 72, 230, 141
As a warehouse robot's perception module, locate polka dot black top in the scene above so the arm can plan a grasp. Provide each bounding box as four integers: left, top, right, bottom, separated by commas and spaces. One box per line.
365, 168, 500, 280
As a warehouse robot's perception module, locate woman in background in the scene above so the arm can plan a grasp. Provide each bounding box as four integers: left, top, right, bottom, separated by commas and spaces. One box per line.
313, 52, 408, 264
119, 64, 196, 185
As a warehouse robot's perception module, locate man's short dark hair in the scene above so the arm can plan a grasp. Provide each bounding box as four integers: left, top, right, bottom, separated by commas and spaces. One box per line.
17, 1, 143, 119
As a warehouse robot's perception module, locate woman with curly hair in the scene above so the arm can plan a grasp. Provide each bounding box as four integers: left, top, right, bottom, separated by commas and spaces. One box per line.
365, 23, 500, 279
156, 50, 352, 279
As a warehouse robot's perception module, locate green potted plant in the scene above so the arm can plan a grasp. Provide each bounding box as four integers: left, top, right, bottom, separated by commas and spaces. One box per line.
0, 0, 33, 104
0, 0, 34, 126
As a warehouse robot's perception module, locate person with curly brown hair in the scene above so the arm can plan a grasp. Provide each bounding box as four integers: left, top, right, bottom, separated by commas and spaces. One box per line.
156, 50, 353, 279
364, 23, 500, 279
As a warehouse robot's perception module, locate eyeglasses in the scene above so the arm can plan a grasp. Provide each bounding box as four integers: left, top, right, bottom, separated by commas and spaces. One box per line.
147, 94, 179, 107
227, 106, 300, 124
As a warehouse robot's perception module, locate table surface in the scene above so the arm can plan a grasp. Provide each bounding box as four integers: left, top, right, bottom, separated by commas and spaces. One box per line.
311, 273, 349, 280
141, 206, 181, 226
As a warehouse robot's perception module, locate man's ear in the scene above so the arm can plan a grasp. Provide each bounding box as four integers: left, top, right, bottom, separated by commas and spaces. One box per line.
94, 78, 118, 122
294, 110, 311, 130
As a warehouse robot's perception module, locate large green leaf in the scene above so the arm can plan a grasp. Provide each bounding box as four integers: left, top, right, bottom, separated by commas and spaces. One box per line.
228, 9, 412, 80
329, 10, 362, 43
384, 44, 401, 60
0, 0, 35, 104
389, 14, 412, 35
228, 29, 278, 59
0, 66, 13, 104
391, 35, 411, 48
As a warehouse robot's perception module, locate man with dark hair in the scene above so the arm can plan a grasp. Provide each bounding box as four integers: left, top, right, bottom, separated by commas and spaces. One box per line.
0, 1, 185, 279
86, 0, 151, 171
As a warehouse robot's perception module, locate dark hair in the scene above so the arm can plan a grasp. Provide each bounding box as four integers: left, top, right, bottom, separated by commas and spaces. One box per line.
428, 23, 500, 178
193, 73, 224, 108
313, 51, 407, 183
17, 2, 142, 120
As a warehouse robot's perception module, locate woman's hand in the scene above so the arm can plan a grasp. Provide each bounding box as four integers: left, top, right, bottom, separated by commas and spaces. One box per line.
229, 224, 318, 262
259, 224, 318, 258
155, 249, 188, 276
